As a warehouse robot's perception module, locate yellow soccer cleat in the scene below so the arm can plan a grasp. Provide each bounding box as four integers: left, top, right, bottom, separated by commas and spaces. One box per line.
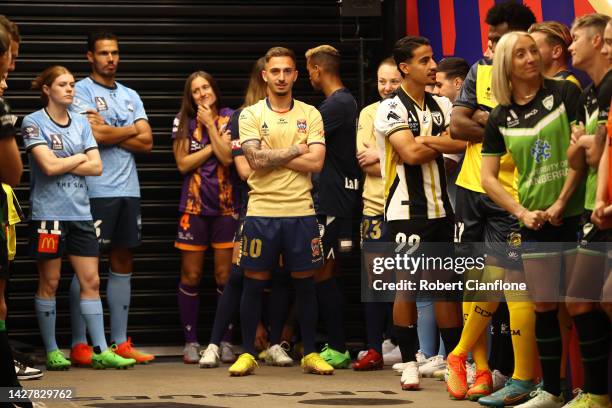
301, 352, 334, 375
228, 353, 258, 376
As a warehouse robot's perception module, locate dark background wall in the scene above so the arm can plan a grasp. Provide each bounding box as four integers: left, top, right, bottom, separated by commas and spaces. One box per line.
4, 0, 403, 348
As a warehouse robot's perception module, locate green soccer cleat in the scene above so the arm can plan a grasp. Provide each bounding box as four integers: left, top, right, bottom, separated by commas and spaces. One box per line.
46, 350, 71, 371
319, 344, 350, 369
92, 348, 136, 370
478, 378, 537, 407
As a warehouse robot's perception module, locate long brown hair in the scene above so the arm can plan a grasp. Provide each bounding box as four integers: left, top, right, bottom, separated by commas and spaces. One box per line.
241, 57, 267, 108
31, 65, 72, 105
176, 71, 222, 140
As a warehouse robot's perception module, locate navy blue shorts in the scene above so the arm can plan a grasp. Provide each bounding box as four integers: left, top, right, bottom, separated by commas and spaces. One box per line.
238, 216, 323, 272
90, 197, 141, 252
360, 215, 390, 245
29, 220, 99, 260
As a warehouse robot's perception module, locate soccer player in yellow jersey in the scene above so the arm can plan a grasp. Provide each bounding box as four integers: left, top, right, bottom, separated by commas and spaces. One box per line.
353, 57, 401, 371
528, 21, 581, 87
448, 3, 541, 405
230, 47, 333, 376
374, 36, 466, 391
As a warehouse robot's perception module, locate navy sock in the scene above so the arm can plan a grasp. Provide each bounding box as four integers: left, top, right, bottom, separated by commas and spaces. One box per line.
210, 265, 243, 345
536, 310, 562, 396
573, 311, 609, 395
240, 277, 267, 356
293, 277, 317, 355
316, 277, 346, 352
365, 302, 386, 353
395, 325, 418, 363
269, 270, 290, 345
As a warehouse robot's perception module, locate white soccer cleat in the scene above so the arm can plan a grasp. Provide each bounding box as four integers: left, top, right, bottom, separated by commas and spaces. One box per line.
199, 343, 220, 368
265, 344, 293, 367
400, 361, 420, 390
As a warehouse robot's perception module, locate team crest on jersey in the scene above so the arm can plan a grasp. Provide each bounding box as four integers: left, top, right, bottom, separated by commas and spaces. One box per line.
507, 109, 519, 127
95, 97, 108, 111
125, 100, 134, 112
542, 95, 554, 111
231, 139, 241, 151
50, 133, 63, 150
297, 119, 307, 133
388, 101, 398, 109
431, 111, 443, 126
23, 125, 39, 139
531, 139, 551, 163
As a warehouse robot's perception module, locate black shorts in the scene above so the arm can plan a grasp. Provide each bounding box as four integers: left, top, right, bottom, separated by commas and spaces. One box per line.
238, 216, 323, 272
578, 212, 612, 255
360, 215, 390, 245
317, 215, 353, 260
520, 216, 581, 256
29, 220, 99, 259
389, 216, 454, 244
455, 187, 522, 269
90, 197, 141, 252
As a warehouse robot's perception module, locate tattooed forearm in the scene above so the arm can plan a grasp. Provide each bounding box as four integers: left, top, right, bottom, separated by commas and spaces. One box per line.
242, 140, 302, 170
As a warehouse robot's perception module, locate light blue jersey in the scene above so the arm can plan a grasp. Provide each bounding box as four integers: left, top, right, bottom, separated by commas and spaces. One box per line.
22, 109, 98, 221
71, 77, 147, 198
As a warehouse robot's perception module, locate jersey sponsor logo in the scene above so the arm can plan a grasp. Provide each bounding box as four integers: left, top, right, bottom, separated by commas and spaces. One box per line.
530, 139, 551, 163
23, 125, 39, 139
125, 100, 134, 112
386, 110, 401, 121
95, 96, 108, 111
524, 109, 538, 120
297, 119, 307, 133
231, 139, 241, 150
172, 117, 179, 133
1, 113, 16, 127
542, 95, 554, 111
38, 233, 59, 253
344, 177, 360, 190
50, 133, 64, 150
190, 140, 203, 152
431, 111, 443, 126
277, 118, 288, 125
261, 122, 269, 136
507, 109, 519, 127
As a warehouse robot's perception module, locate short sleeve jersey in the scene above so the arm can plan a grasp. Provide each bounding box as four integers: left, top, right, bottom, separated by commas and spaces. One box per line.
239, 98, 325, 217
482, 79, 583, 216
0, 98, 17, 241
374, 86, 454, 221
22, 109, 98, 221
356, 101, 384, 217
230, 108, 250, 218
171, 107, 238, 216
70, 77, 147, 198
575, 69, 612, 211
316, 88, 361, 217
554, 70, 581, 89
454, 59, 518, 200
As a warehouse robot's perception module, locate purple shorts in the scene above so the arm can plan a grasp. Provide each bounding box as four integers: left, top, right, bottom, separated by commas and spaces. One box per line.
175, 213, 238, 251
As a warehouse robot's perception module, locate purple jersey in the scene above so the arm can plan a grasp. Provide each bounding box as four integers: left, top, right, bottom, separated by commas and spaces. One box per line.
172, 107, 239, 216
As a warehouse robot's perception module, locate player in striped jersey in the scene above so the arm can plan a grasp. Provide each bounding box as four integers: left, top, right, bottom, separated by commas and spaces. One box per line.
374, 36, 466, 391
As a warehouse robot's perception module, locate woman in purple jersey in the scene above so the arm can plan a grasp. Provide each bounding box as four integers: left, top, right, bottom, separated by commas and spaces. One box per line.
171, 71, 238, 363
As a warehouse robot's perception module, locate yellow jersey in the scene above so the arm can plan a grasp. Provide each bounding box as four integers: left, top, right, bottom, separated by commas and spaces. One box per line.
356, 102, 384, 217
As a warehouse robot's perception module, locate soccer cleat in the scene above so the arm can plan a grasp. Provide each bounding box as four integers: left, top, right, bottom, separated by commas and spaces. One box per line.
14, 360, 43, 380
515, 388, 564, 408
400, 361, 420, 390
492, 369, 510, 391
183, 342, 200, 364
199, 343, 220, 368
319, 344, 350, 369
228, 353, 258, 376
220, 341, 236, 363
114, 337, 155, 364
70, 343, 93, 367
478, 378, 537, 407
419, 354, 446, 377
265, 344, 293, 367
562, 390, 609, 408
92, 348, 136, 369
382, 339, 396, 355
258, 348, 268, 361
467, 370, 493, 401
46, 350, 71, 371
447, 353, 468, 400
301, 352, 334, 375
352, 348, 383, 371
383, 345, 402, 366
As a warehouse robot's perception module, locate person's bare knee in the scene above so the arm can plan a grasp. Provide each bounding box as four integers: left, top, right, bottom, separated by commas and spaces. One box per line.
245, 270, 271, 280
213, 248, 233, 286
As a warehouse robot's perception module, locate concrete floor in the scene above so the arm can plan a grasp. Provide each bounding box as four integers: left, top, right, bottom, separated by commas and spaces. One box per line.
17, 361, 478, 408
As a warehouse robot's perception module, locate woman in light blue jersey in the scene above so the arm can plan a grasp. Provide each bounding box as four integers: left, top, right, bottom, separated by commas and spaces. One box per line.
24, 66, 135, 370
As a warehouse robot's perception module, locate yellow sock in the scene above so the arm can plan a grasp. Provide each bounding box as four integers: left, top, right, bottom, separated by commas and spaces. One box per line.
453, 301, 498, 356
472, 327, 489, 371
507, 301, 536, 381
